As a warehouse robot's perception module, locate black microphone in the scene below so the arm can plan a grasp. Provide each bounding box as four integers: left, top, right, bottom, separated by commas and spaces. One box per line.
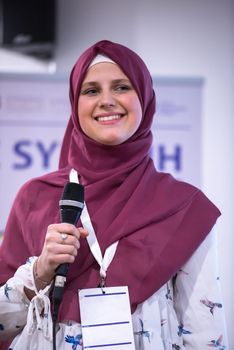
52, 182, 84, 323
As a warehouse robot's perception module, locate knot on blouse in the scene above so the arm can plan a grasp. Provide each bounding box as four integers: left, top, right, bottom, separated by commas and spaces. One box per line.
26, 286, 53, 341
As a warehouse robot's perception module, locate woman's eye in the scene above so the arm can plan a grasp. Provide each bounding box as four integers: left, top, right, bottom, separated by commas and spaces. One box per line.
115, 85, 132, 92
80, 88, 99, 95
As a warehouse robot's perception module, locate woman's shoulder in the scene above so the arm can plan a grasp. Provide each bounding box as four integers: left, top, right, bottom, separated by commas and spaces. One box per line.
154, 170, 202, 203
14, 167, 71, 206
21, 167, 69, 189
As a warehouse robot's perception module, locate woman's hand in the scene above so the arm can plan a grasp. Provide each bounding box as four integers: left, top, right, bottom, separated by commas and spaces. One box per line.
35, 223, 88, 285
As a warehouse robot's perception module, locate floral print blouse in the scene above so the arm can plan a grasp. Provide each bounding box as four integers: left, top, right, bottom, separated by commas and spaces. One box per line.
0, 228, 228, 350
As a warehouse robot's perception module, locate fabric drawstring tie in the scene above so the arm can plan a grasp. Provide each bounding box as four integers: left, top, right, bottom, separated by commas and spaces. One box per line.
26, 286, 53, 341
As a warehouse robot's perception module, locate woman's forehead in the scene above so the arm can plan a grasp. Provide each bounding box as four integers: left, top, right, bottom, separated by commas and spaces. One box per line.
81, 62, 130, 84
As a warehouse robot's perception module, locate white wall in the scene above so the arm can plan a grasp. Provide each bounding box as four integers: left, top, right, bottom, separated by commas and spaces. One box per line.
1, 0, 233, 346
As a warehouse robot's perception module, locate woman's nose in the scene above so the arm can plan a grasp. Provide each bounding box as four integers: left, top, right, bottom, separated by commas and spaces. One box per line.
98, 92, 116, 108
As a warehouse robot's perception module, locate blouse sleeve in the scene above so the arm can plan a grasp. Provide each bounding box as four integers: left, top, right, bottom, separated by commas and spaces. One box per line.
0, 181, 55, 345
173, 227, 229, 349
0, 258, 35, 340
0, 256, 53, 342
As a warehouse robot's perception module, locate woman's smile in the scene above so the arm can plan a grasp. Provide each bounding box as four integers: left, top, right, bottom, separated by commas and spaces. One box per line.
94, 113, 125, 124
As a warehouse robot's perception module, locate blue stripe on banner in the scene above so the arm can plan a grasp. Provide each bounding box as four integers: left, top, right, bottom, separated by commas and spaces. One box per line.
84, 292, 126, 298
82, 321, 130, 328
84, 342, 132, 348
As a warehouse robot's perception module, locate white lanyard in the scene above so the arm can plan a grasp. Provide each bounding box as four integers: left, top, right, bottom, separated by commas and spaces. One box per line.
69, 169, 119, 284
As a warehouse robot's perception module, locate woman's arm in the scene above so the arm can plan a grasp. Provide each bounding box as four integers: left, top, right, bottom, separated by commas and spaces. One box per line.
0, 256, 53, 342
0, 258, 34, 340
173, 227, 228, 349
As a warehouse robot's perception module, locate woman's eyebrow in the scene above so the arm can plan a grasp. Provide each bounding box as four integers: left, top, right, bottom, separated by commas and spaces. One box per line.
81, 81, 98, 88
80, 79, 132, 90
82, 79, 130, 86
112, 79, 131, 84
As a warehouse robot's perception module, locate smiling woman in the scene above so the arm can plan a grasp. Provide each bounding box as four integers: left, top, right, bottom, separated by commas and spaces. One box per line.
0, 40, 228, 350
78, 59, 142, 146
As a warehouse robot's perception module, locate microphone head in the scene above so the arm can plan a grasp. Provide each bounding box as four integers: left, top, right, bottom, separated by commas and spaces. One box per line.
61, 182, 84, 203
59, 182, 85, 225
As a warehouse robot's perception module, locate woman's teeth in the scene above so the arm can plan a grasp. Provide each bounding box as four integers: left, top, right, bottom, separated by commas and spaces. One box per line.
96, 115, 122, 122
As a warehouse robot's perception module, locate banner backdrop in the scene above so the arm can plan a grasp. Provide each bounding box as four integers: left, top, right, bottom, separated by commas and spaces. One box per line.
0, 74, 203, 238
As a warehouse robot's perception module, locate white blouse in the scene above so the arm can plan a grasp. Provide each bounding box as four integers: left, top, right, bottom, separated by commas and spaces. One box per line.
0, 228, 228, 350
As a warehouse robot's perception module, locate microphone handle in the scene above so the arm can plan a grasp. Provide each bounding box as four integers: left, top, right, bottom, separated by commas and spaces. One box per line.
55, 262, 69, 277
55, 207, 82, 277
52, 207, 82, 321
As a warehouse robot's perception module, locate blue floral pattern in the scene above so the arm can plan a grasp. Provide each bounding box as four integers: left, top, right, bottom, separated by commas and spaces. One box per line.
65, 334, 83, 349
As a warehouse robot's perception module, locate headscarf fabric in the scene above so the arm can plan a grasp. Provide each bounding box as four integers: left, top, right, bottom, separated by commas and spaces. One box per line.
0, 40, 220, 323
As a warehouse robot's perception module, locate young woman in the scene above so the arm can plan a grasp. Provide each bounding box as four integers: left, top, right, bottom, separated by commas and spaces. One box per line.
0, 40, 228, 349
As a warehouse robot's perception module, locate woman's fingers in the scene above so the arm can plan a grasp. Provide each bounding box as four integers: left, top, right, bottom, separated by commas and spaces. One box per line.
36, 224, 89, 282
78, 227, 89, 238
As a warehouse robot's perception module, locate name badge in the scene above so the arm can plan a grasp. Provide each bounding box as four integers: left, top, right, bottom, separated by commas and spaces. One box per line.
79, 286, 135, 349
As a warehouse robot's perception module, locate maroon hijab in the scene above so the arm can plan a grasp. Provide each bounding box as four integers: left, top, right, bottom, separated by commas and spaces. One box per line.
0, 40, 220, 323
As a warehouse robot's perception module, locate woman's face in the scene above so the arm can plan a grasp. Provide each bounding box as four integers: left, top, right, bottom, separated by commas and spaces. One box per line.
77, 62, 142, 146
